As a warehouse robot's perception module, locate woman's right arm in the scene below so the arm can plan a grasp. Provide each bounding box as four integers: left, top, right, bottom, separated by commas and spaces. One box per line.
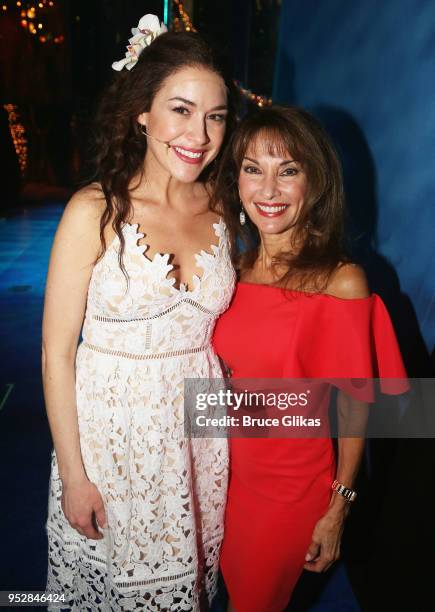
42, 186, 106, 540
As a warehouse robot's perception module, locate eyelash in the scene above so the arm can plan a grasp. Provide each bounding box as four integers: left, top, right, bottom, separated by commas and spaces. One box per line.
208, 114, 227, 122
173, 106, 189, 115
242, 166, 298, 176
281, 167, 298, 176
171, 107, 226, 122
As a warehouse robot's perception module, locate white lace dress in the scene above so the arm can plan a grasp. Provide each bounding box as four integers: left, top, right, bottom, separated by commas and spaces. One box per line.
46, 219, 235, 611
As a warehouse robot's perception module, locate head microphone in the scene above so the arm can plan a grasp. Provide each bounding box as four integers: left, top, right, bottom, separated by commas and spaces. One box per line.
141, 126, 170, 149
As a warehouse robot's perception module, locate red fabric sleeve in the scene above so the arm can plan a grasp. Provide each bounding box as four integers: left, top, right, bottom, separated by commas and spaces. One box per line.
282, 294, 408, 402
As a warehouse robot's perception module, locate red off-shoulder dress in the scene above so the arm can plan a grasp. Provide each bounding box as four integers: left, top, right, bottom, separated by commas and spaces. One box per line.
212, 282, 407, 612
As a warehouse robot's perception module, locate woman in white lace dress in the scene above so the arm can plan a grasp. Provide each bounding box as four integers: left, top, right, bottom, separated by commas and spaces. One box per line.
42, 15, 237, 611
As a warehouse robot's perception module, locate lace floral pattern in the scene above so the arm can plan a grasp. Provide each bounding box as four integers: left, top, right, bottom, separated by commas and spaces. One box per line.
46, 219, 235, 611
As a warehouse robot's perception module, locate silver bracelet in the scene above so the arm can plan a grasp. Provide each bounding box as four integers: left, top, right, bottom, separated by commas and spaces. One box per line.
331, 479, 357, 502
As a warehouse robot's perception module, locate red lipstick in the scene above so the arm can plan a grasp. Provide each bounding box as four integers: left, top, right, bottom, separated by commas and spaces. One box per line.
254, 202, 289, 218
172, 145, 206, 165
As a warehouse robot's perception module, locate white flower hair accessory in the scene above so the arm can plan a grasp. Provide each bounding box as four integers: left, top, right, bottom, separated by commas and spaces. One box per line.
112, 14, 168, 72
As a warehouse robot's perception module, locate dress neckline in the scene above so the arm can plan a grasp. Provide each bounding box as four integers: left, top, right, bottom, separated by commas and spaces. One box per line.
237, 281, 374, 302
103, 217, 225, 295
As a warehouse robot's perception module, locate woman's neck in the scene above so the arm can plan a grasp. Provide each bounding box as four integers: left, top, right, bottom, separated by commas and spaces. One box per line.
244, 228, 306, 284
129, 152, 206, 212
257, 229, 295, 269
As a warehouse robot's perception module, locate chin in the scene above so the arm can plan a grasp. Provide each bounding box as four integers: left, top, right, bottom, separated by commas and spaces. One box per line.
169, 152, 216, 183
172, 168, 204, 183
172, 159, 215, 183
256, 224, 297, 237
259, 226, 287, 235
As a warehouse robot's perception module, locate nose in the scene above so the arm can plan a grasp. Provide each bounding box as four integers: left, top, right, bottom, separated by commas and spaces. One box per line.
186, 114, 210, 146
259, 174, 280, 200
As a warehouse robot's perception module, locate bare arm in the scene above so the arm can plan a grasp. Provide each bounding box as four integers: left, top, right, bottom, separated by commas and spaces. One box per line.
329, 394, 368, 514
304, 264, 370, 572
328, 263, 370, 511
42, 186, 106, 539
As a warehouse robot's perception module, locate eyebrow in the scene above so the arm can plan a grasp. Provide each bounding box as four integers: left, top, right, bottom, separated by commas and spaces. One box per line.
168, 96, 228, 111
243, 156, 298, 165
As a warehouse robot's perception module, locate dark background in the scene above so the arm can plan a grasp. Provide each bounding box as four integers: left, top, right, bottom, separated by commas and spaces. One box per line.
0, 0, 280, 198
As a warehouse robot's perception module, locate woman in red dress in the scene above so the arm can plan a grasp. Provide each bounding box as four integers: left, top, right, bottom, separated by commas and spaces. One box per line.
212, 106, 407, 611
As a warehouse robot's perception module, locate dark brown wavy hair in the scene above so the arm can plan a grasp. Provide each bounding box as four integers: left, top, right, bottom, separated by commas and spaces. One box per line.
89, 31, 238, 275
212, 105, 348, 291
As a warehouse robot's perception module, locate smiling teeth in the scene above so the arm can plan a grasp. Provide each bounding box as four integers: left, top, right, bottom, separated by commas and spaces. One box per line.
174, 147, 203, 159
257, 204, 288, 212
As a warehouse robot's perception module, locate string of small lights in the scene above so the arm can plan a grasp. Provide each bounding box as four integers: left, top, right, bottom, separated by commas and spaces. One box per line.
1, 2, 62, 177
2, 1, 271, 178
172, 0, 196, 33
171, 1, 272, 107
236, 81, 273, 108
1, 0, 63, 44
3, 104, 28, 176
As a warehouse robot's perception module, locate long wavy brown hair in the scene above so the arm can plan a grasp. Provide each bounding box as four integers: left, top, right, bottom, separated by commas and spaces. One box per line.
89, 31, 238, 276
212, 105, 348, 291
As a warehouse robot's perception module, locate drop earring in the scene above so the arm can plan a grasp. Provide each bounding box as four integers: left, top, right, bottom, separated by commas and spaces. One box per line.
239, 202, 246, 226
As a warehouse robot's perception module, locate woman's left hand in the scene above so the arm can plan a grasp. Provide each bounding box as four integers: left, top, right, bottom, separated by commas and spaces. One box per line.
303, 507, 347, 573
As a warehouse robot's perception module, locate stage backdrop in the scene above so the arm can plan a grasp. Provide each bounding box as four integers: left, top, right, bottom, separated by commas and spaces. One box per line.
273, 0, 435, 370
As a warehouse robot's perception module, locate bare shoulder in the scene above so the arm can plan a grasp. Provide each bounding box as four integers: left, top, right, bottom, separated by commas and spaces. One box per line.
326, 263, 370, 299
52, 183, 108, 260
43, 185, 107, 338
62, 183, 106, 228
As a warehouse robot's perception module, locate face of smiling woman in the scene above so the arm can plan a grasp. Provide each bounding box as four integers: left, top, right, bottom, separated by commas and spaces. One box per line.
238, 138, 309, 237
138, 65, 228, 184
